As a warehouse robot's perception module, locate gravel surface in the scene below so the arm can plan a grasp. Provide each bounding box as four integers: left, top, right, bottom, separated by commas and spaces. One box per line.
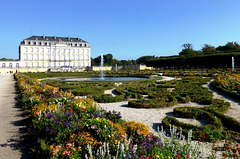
0, 74, 31, 159
99, 76, 240, 158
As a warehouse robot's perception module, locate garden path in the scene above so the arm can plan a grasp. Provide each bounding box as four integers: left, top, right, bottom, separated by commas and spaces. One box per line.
0, 74, 31, 159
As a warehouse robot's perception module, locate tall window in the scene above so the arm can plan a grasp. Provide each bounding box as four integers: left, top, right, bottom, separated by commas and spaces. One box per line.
42, 62, 44, 67
41, 54, 44, 60
82, 49, 84, 53
25, 47, 28, 52
30, 54, 33, 60
36, 54, 39, 60
16, 63, 19, 68
2, 63, 5, 68
41, 48, 44, 52
25, 62, 28, 67
46, 54, 50, 60
86, 49, 89, 53
82, 62, 85, 67
30, 47, 33, 52
31, 62, 34, 68
36, 48, 39, 52
9, 63, 12, 68
47, 48, 50, 52
24, 54, 28, 60
82, 55, 84, 60
36, 62, 39, 67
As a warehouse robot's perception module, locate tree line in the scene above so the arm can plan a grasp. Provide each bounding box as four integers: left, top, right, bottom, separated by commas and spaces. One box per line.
91, 54, 156, 66
179, 41, 240, 57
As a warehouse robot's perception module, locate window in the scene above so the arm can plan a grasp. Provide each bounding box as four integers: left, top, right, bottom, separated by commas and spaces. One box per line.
25, 47, 28, 52
30, 47, 33, 52
2, 63, 5, 68
24, 54, 28, 60
41, 48, 44, 52
47, 48, 50, 52
77, 49, 79, 53
36, 62, 39, 67
36, 48, 39, 52
77, 54, 80, 60
82, 62, 85, 67
39, 42, 42, 45
80, 44, 82, 47
46, 54, 50, 60
9, 63, 12, 68
87, 62, 90, 66
34, 42, 36, 45
57, 49, 60, 53
82, 55, 84, 60
45, 42, 47, 45
72, 54, 75, 60
85, 44, 87, 47
36, 54, 39, 60
82, 49, 84, 53
16, 63, 19, 68
30, 54, 33, 60
86, 55, 89, 60
73, 62, 75, 67
86, 49, 89, 53
77, 62, 80, 67
25, 62, 28, 67
73, 49, 75, 53
42, 62, 44, 67
47, 62, 50, 67
68, 49, 71, 53
28, 42, 31, 45
31, 62, 33, 68
41, 54, 44, 60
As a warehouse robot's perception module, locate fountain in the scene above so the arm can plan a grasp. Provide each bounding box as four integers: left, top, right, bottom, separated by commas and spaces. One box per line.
100, 54, 105, 80
232, 56, 235, 71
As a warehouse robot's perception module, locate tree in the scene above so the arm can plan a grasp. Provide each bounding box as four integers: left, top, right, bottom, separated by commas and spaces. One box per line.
103, 54, 113, 66
179, 43, 196, 57
136, 56, 155, 64
216, 42, 240, 51
201, 44, 215, 53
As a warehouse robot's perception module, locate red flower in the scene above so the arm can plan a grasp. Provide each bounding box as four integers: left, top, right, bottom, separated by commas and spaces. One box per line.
203, 134, 205, 138
200, 139, 202, 142
215, 147, 218, 151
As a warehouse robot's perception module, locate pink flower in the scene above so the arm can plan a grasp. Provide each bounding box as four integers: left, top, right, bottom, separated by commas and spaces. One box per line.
185, 154, 189, 158
176, 154, 180, 157
98, 142, 102, 145
137, 130, 142, 135
63, 151, 70, 156
53, 149, 59, 155
140, 155, 144, 158
72, 147, 76, 151
146, 157, 151, 159
66, 143, 73, 148
56, 145, 61, 149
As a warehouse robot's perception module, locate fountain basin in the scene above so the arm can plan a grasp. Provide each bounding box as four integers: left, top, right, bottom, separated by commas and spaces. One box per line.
46, 76, 148, 82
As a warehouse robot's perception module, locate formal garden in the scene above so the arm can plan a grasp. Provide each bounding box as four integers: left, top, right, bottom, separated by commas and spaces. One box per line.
16, 69, 240, 158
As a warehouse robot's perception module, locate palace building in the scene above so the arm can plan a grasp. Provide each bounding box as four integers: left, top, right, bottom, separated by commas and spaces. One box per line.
0, 35, 91, 73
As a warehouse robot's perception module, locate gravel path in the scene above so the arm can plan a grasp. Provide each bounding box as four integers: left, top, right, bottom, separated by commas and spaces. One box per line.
0, 74, 31, 159
99, 76, 240, 158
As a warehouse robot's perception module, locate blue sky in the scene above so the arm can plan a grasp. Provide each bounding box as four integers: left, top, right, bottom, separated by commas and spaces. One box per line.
1, 0, 240, 60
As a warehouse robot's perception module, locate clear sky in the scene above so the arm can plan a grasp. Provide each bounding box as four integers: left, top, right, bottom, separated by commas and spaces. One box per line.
1, 0, 240, 60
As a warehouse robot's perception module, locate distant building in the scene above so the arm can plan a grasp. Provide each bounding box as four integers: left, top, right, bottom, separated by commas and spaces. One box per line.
0, 35, 91, 73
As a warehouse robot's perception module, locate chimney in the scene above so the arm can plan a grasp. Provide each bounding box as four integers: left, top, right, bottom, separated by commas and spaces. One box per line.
54, 35, 56, 39
78, 37, 80, 40
68, 36, 70, 40
43, 34, 45, 39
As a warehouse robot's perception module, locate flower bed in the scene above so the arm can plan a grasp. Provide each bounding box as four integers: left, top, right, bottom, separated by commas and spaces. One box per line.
213, 73, 240, 99
16, 73, 205, 158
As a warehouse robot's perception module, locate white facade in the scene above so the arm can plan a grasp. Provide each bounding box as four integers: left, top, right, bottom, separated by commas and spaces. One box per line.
19, 35, 91, 69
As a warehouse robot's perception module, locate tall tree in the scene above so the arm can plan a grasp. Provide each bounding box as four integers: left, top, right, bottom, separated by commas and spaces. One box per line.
179, 43, 196, 57
201, 44, 215, 53
136, 56, 155, 64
